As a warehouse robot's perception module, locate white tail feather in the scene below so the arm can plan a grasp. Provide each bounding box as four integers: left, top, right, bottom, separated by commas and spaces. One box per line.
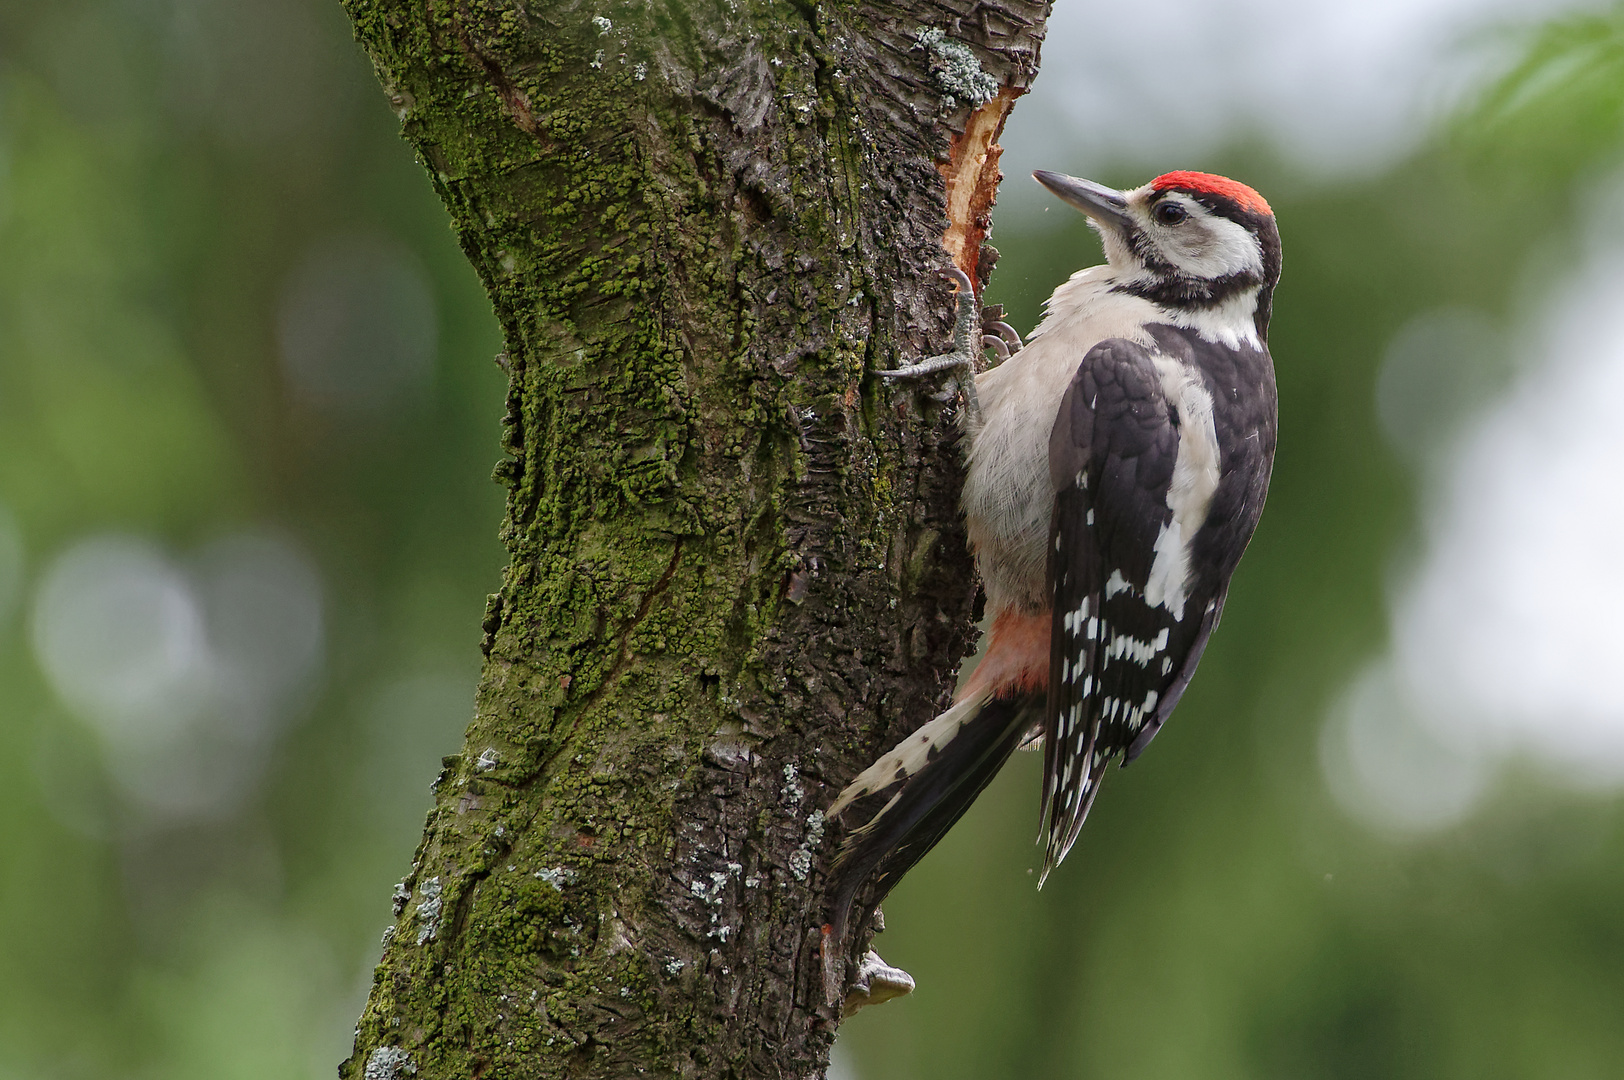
828, 686, 996, 820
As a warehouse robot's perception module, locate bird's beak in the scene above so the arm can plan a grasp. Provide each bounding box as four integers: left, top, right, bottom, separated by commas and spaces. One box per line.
1033, 171, 1133, 233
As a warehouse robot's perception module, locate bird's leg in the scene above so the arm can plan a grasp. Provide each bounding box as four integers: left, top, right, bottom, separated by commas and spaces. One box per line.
880, 267, 989, 423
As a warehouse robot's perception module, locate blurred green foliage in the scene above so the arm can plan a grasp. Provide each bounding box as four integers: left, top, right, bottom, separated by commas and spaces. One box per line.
0, 2, 1621, 1078
0, 1, 505, 1075
1462, 9, 1624, 186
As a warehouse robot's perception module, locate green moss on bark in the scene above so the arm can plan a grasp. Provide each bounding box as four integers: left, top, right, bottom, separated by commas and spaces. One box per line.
339, 0, 1047, 1075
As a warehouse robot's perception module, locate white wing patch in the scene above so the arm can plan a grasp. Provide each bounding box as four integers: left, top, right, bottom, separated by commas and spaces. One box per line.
1144, 359, 1220, 621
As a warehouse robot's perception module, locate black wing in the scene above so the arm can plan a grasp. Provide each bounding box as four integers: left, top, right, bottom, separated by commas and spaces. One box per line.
1042, 328, 1275, 880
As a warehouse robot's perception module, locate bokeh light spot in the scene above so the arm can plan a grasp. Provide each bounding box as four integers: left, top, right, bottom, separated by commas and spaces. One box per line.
1328, 232, 1624, 833
32, 535, 210, 743
1375, 307, 1506, 468
30, 531, 325, 820
1320, 660, 1491, 834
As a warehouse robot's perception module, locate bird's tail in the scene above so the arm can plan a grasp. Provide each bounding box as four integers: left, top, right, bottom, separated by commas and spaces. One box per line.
823, 686, 1033, 948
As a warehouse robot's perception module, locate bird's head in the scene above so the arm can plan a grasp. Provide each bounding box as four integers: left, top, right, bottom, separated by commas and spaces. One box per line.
1034, 169, 1282, 336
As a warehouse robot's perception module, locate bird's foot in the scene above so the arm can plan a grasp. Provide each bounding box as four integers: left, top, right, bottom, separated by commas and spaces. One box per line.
841, 949, 916, 1018
980, 304, 1023, 361
879, 267, 983, 379
880, 268, 1023, 424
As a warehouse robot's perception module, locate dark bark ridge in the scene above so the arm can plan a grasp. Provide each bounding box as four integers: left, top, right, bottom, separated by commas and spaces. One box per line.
339, 0, 1048, 1076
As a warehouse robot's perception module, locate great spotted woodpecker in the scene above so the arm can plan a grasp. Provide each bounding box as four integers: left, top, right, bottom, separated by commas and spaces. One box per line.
826, 170, 1281, 951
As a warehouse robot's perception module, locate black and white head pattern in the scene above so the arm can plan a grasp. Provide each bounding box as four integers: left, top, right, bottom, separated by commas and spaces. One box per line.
1081, 170, 1282, 340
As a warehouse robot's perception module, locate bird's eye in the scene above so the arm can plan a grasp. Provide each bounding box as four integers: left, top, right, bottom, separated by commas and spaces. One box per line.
1152, 201, 1188, 226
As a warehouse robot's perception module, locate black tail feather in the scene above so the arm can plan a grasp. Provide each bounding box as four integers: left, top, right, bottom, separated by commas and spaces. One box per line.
825, 696, 1032, 946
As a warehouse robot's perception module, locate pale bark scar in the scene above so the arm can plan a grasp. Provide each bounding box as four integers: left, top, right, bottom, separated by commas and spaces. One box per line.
938, 85, 1022, 288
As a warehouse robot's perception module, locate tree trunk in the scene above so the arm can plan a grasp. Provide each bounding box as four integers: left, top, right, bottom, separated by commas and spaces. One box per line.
338, 0, 1047, 1075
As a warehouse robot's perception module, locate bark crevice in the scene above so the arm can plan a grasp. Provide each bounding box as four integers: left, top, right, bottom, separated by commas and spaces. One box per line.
339, 1, 1049, 1075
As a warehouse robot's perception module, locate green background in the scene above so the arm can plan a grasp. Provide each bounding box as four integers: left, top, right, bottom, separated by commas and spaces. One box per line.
1, 2, 1621, 1077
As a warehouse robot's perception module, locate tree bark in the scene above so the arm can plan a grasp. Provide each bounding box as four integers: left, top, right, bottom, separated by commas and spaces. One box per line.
338, 0, 1047, 1076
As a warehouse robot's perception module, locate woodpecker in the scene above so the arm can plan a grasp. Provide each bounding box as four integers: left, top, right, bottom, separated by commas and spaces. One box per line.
826, 169, 1281, 949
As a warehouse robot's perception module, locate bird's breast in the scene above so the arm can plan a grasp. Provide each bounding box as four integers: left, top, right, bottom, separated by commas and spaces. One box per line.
961, 275, 1162, 612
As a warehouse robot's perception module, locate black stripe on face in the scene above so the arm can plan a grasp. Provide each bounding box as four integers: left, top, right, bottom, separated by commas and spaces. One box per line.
1110, 269, 1263, 310
1110, 194, 1283, 335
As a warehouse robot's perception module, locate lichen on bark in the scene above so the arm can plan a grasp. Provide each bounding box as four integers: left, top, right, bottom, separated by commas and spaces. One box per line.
338, 0, 1048, 1075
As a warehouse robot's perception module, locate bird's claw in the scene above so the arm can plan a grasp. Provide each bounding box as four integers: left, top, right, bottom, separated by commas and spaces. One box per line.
879, 267, 989, 421
986, 320, 1022, 349
877, 270, 1026, 428
877, 351, 975, 379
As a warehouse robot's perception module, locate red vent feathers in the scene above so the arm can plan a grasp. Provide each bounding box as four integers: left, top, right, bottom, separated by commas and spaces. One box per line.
1151, 171, 1271, 216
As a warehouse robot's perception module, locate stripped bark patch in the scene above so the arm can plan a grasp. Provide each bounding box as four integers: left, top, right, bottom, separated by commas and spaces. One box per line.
939, 85, 1022, 283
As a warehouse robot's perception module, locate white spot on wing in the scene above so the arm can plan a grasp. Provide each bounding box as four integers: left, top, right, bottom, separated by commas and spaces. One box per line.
1104, 628, 1167, 667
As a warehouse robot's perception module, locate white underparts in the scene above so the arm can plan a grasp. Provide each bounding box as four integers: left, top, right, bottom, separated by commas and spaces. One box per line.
964, 267, 1165, 612
1145, 359, 1220, 621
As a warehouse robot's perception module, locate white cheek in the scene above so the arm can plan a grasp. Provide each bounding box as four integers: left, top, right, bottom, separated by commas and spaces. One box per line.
1097, 226, 1143, 274
1166, 217, 1262, 279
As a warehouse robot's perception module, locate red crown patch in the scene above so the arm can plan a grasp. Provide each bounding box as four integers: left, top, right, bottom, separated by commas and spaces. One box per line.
1151, 171, 1271, 216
